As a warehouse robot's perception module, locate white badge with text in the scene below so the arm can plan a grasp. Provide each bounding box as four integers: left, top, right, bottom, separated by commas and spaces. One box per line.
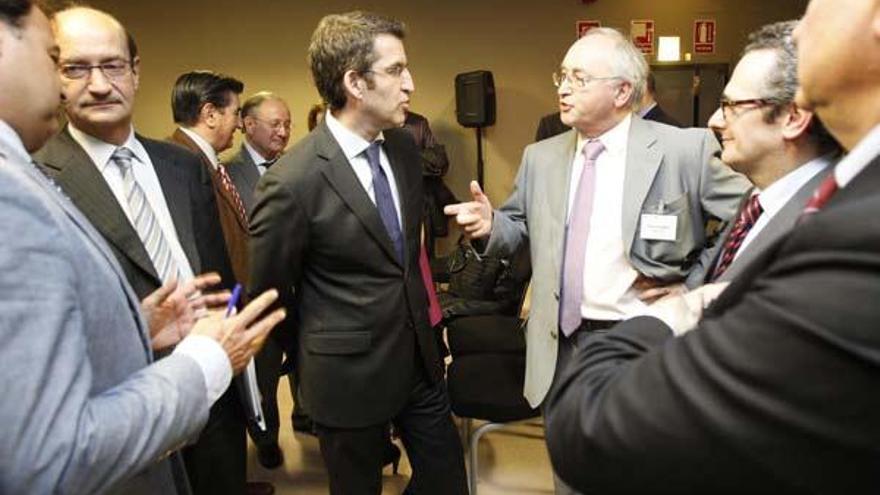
640, 214, 678, 241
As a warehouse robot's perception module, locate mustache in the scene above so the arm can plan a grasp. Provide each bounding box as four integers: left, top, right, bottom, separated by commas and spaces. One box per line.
80, 98, 123, 107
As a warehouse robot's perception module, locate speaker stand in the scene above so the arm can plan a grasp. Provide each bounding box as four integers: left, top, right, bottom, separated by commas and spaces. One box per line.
475, 126, 485, 188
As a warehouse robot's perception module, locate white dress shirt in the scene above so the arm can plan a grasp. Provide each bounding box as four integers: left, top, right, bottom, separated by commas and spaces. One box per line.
835, 124, 880, 188
244, 139, 270, 176
324, 112, 403, 224
178, 127, 220, 170
735, 154, 833, 261
567, 114, 647, 320
67, 124, 195, 283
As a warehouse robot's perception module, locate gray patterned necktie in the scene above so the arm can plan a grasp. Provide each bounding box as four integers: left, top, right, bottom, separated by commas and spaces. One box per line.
112, 147, 181, 283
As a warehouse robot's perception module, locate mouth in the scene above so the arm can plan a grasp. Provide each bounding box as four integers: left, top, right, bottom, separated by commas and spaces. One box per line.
559, 102, 572, 112
82, 101, 122, 109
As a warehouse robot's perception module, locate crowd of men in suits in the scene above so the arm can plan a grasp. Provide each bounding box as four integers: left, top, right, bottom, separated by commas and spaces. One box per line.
0, 0, 879, 494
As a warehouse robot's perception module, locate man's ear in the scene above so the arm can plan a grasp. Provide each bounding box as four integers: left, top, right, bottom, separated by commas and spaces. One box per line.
130, 56, 141, 92
614, 81, 635, 110
342, 69, 364, 101
200, 103, 217, 128
781, 104, 813, 141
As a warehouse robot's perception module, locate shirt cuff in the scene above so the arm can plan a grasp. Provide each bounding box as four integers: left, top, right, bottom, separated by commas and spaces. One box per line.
172, 334, 232, 403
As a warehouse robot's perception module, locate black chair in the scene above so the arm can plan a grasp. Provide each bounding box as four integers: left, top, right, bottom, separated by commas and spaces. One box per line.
446, 314, 541, 493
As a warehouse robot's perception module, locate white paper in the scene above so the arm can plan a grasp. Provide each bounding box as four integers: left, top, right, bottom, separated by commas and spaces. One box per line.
640, 213, 678, 241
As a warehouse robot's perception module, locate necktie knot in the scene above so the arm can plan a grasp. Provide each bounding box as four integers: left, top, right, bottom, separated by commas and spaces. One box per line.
111, 147, 136, 171
365, 141, 383, 172
582, 139, 605, 163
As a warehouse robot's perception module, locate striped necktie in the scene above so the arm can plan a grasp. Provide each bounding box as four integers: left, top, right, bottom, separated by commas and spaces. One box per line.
112, 147, 181, 283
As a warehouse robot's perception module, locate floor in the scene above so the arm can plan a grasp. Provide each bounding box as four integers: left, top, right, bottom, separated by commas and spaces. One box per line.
246, 376, 555, 494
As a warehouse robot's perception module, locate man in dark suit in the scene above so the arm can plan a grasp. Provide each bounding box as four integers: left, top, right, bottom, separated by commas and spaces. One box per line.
685, 21, 840, 288
249, 11, 467, 495
543, 9, 880, 493
35, 9, 271, 495
226, 90, 295, 465
638, 73, 682, 127
228, 92, 292, 214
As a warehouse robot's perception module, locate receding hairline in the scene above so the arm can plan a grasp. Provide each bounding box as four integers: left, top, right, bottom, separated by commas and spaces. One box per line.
51, 6, 130, 55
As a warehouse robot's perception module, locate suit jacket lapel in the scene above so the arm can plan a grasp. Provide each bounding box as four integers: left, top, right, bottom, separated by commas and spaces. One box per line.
142, 136, 201, 273
45, 129, 160, 284
315, 124, 403, 267
551, 131, 579, 279
383, 132, 412, 269
238, 147, 261, 192
622, 117, 663, 254
18, 155, 153, 356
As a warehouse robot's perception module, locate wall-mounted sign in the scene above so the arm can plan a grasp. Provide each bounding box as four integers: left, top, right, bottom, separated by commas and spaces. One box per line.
631, 19, 655, 54
694, 19, 716, 54
577, 20, 601, 38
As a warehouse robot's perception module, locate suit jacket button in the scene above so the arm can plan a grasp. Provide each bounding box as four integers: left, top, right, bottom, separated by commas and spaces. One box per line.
553, 291, 560, 301
550, 330, 558, 339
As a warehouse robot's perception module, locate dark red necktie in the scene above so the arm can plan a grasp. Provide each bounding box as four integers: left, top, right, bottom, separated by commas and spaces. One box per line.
711, 194, 763, 281
801, 174, 839, 216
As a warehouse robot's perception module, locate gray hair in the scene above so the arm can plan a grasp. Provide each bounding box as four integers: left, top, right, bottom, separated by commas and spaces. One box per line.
241, 91, 287, 119
743, 21, 798, 105
581, 27, 648, 110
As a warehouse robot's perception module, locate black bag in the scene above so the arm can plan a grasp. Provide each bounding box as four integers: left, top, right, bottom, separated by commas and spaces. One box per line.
447, 239, 511, 301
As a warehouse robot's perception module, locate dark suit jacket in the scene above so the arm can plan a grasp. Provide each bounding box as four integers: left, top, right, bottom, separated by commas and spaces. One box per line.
35, 126, 234, 299
226, 145, 261, 216
643, 103, 682, 127
248, 121, 443, 428
169, 129, 250, 288
688, 164, 833, 287
545, 158, 880, 494
534, 111, 571, 142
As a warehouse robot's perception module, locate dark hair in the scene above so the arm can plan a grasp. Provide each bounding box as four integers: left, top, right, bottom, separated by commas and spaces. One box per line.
307, 103, 325, 131
0, 0, 32, 27
171, 71, 244, 126
307, 11, 405, 111
744, 21, 839, 152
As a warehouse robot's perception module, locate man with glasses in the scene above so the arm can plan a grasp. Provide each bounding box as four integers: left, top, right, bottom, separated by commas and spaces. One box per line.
445, 27, 747, 493
226, 91, 294, 468
32, 6, 275, 495
249, 11, 467, 494
684, 21, 840, 288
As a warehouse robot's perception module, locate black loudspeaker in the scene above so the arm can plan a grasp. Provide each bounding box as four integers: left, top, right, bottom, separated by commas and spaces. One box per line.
455, 70, 496, 128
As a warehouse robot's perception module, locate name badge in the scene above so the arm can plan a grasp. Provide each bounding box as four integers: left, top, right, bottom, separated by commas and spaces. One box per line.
640, 214, 678, 241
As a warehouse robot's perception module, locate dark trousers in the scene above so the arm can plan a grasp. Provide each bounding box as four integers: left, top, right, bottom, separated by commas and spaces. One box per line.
315, 376, 467, 495
183, 387, 246, 495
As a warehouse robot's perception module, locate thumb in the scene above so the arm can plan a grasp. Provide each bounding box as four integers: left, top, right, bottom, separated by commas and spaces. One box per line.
470, 180, 487, 203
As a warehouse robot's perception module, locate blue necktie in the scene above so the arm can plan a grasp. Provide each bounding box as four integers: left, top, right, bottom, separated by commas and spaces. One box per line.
364, 142, 404, 263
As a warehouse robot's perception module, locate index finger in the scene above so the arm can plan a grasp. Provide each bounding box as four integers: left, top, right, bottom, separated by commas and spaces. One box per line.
231, 289, 280, 328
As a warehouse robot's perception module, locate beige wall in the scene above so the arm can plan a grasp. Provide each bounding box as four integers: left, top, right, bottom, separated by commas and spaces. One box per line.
85, 0, 807, 211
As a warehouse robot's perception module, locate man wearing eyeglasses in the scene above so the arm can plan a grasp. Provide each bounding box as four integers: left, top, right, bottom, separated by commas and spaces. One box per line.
33, 6, 275, 495
682, 21, 841, 289
249, 11, 467, 494
226, 91, 294, 468
446, 27, 747, 493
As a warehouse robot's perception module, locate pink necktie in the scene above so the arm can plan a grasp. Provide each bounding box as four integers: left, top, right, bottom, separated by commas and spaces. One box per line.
419, 244, 442, 327
560, 140, 605, 336
802, 174, 839, 215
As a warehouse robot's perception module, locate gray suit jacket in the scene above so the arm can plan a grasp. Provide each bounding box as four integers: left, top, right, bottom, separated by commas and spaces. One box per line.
487, 115, 749, 407
0, 133, 209, 494
688, 163, 833, 287
226, 145, 261, 215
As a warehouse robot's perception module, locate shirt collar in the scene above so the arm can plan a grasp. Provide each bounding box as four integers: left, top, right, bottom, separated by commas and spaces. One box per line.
757, 152, 835, 216
325, 111, 385, 161
639, 102, 657, 118
576, 113, 631, 157
243, 139, 268, 165
178, 127, 219, 168
67, 123, 149, 172
835, 123, 880, 188
0, 120, 32, 165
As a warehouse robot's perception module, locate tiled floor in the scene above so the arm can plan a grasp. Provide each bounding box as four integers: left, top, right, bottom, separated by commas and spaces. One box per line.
246, 377, 555, 494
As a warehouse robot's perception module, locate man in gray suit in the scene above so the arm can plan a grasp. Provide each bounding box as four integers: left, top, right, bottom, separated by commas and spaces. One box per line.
446, 27, 747, 491
685, 21, 840, 287
0, 4, 284, 494
228, 92, 292, 214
